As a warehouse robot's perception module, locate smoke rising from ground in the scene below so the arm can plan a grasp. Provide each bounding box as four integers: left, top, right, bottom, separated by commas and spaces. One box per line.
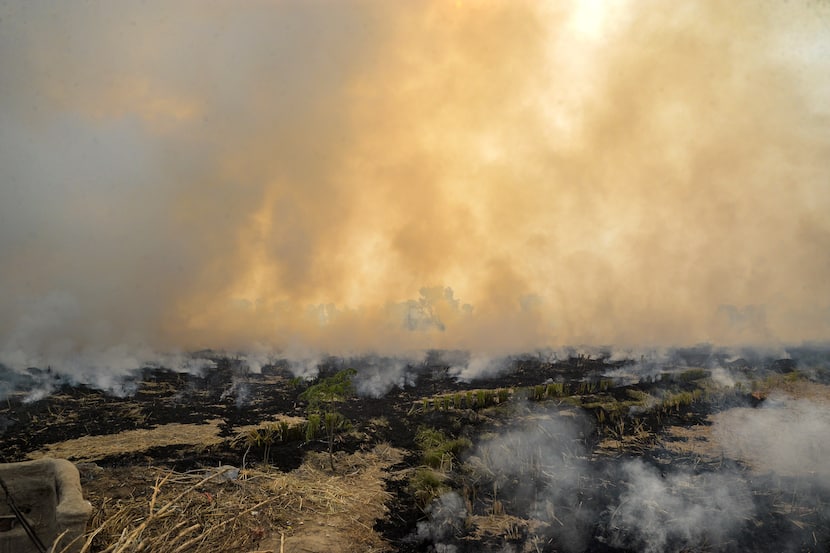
604, 460, 755, 553
713, 394, 830, 480
2, 1, 829, 374
414, 396, 830, 551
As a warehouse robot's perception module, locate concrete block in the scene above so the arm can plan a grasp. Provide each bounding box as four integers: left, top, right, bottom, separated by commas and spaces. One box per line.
0, 458, 92, 553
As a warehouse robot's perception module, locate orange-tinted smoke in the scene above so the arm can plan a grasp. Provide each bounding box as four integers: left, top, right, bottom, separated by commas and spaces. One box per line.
1, 1, 828, 367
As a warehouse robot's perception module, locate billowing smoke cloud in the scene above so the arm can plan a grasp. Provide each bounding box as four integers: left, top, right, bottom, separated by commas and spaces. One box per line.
2, 1, 829, 375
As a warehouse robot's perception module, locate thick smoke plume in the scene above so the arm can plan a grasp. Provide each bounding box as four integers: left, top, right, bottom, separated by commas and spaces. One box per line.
2, 1, 829, 375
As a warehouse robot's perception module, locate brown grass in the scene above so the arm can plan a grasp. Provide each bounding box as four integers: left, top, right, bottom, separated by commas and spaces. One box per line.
28, 421, 227, 462
57, 444, 403, 553
29, 415, 311, 463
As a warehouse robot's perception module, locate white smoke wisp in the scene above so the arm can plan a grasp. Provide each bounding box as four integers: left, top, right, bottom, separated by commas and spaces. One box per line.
466, 408, 596, 552
604, 460, 755, 553
414, 491, 468, 552
448, 354, 511, 383
712, 395, 830, 481
709, 366, 739, 388
352, 354, 423, 398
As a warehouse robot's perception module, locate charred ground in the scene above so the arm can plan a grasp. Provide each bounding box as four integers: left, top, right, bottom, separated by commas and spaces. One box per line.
1, 349, 829, 552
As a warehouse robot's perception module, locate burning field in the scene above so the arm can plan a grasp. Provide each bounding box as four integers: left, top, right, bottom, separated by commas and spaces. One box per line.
2, 347, 830, 552
2, 1, 830, 551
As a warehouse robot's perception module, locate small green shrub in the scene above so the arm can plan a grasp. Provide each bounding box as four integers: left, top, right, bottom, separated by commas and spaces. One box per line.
625, 389, 650, 402
546, 382, 564, 397
409, 468, 450, 508
659, 389, 704, 412
306, 413, 321, 441
677, 368, 708, 382
476, 389, 487, 408
415, 427, 472, 470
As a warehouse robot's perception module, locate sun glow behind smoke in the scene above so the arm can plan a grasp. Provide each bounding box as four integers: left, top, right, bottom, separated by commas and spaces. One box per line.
1, 1, 829, 370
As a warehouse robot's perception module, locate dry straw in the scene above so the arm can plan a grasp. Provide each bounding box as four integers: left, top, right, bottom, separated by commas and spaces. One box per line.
52, 444, 400, 553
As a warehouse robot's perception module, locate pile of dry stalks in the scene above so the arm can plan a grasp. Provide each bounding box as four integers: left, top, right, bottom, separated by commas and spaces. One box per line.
52, 444, 401, 553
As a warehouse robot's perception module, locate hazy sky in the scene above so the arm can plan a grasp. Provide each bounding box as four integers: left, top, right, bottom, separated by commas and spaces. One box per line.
1, 1, 829, 367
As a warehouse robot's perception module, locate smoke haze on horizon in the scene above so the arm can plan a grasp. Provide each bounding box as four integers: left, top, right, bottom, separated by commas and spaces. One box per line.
2, 1, 830, 371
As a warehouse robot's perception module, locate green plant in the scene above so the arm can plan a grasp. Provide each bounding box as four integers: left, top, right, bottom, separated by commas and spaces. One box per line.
409, 468, 449, 508
234, 419, 308, 468
625, 389, 650, 402
659, 389, 704, 412
415, 427, 472, 471
299, 368, 356, 470
277, 420, 291, 442
546, 382, 564, 397
322, 412, 351, 462
236, 427, 264, 470
299, 368, 356, 411
677, 368, 708, 382
306, 413, 321, 442
260, 423, 277, 463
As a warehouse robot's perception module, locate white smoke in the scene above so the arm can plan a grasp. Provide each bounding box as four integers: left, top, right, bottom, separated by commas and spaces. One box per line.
465, 408, 596, 552
603, 460, 755, 553
713, 395, 830, 480
352, 355, 423, 398
415, 491, 468, 552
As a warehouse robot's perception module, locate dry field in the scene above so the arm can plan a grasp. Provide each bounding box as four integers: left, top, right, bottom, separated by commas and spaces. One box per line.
2, 353, 830, 552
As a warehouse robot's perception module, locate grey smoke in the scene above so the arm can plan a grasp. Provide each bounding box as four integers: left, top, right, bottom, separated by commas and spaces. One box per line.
352, 355, 421, 398
603, 460, 754, 553
450, 394, 830, 552
466, 408, 596, 552
2, 1, 830, 379
712, 394, 830, 481
415, 491, 468, 552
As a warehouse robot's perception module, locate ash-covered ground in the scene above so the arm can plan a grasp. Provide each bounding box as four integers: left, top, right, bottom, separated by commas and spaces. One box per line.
1, 346, 829, 552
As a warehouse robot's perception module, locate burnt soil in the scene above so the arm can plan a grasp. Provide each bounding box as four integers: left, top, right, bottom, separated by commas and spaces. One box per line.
2, 351, 830, 552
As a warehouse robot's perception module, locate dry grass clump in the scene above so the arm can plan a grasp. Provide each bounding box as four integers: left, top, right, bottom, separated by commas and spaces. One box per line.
29, 421, 227, 462
469, 513, 547, 545
61, 444, 402, 553
57, 466, 284, 553
751, 376, 830, 400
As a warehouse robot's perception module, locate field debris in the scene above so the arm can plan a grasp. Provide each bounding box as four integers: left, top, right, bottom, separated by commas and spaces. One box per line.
72, 444, 402, 553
